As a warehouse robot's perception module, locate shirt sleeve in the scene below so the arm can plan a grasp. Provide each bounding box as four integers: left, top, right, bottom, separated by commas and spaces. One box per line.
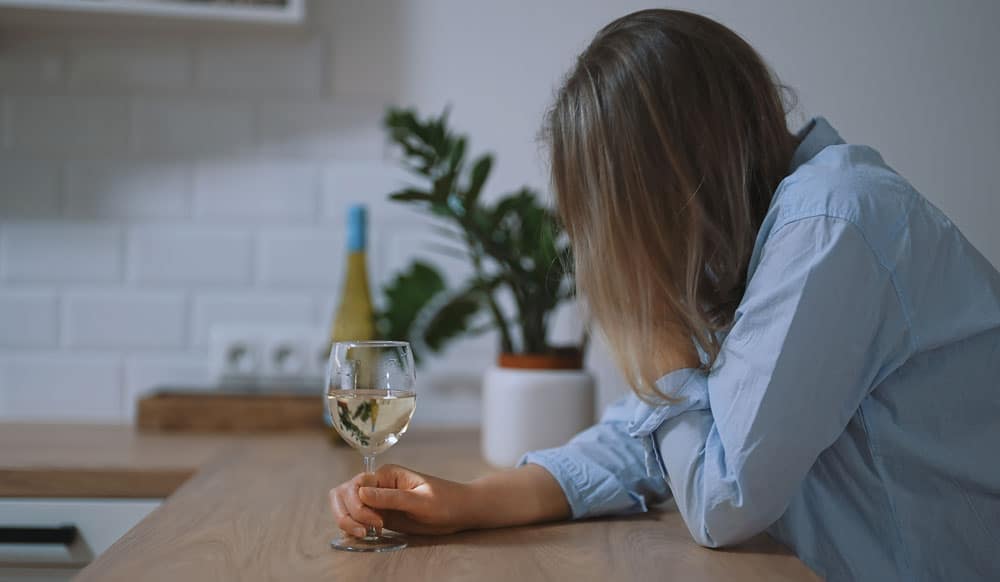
653, 216, 911, 548
518, 394, 672, 519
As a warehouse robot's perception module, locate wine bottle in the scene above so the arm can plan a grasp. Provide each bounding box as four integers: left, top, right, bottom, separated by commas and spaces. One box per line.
330, 204, 376, 344
325, 204, 377, 443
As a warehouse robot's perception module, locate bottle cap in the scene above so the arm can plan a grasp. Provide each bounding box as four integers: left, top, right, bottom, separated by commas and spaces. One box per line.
346, 204, 367, 251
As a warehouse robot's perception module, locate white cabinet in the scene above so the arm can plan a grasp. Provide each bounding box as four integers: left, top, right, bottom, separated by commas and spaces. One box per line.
0, 0, 305, 25
0, 498, 160, 581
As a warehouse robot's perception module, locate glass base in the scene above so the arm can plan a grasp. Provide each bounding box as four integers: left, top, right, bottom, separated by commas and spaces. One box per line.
330, 530, 407, 553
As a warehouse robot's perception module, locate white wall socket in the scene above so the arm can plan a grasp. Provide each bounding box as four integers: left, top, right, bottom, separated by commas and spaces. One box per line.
208, 324, 329, 390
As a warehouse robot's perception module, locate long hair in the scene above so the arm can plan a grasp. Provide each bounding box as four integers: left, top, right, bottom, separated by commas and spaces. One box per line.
546, 9, 795, 400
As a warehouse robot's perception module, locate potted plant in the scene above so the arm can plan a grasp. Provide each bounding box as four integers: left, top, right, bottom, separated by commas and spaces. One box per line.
377, 108, 594, 466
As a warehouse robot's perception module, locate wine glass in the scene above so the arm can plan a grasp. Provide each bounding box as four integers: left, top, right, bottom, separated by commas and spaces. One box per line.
326, 340, 417, 552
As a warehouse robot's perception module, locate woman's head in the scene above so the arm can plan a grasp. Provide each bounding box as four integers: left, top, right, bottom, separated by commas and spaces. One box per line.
547, 9, 794, 399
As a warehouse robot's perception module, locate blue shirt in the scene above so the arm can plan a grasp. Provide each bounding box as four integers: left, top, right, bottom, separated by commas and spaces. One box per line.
520, 118, 1000, 581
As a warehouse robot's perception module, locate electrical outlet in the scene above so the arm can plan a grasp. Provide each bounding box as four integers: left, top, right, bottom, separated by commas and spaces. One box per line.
209, 324, 329, 391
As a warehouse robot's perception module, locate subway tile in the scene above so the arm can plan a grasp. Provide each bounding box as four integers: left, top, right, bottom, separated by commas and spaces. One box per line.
131, 99, 253, 156
195, 36, 323, 96
65, 160, 190, 220
8, 96, 129, 155
191, 293, 315, 346
255, 100, 385, 159
0, 223, 122, 283
193, 160, 318, 222
0, 159, 60, 218
0, 291, 58, 348
0, 34, 64, 89
68, 36, 191, 91
256, 229, 342, 287
128, 226, 252, 285
0, 354, 121, 422
320, 161, 414, 221
63, 291, 187, 349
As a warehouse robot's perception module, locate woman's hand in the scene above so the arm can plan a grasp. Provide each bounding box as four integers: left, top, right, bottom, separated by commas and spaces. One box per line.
328, 464, 473, 536
328, 463, 571, 536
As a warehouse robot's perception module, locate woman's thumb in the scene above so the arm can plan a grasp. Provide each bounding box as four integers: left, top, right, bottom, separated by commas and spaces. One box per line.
374, 463, 421, 488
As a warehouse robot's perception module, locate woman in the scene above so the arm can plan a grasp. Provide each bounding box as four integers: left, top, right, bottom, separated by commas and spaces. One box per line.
329, 9, 1000, 581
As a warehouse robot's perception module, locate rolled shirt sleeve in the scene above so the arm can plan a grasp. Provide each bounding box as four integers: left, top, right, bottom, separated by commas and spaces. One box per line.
518, 394, 673, 519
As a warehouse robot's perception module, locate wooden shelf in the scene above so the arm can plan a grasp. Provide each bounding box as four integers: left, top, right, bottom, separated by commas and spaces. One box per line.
0, 0, 305, 26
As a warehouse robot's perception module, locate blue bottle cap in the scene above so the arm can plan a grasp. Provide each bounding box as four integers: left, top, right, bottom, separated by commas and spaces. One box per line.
346, 204, 367, 251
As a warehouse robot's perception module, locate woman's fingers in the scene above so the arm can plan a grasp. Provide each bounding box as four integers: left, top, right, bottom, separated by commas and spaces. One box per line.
343, 479, 384, 529
329, 488, 368, 538
359, 486, 423, 514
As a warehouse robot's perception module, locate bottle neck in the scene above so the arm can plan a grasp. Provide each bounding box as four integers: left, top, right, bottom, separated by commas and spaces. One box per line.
343, 251, 370, 290
346, 207, 367, 252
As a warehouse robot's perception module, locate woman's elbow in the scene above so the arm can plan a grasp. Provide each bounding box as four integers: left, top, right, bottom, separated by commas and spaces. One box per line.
687, 506, 775, 549
690, 525, 756, 549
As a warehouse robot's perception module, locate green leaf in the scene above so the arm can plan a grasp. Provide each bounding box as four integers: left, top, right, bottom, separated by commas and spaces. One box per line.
447, 136, 467, 173
430, 175, 454, 203
389, 188, 434, 203
428, 108, 450, 155
376, 261, 447, 363
464, 154, 493, 210
421, 289, 482, 352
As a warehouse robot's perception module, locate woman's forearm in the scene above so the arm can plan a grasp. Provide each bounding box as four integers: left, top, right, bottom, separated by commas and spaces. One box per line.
464, 464, 571, 529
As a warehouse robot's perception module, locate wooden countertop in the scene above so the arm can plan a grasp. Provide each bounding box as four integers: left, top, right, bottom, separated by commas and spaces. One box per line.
0, 423, 245, 497
0, 424, 820, 581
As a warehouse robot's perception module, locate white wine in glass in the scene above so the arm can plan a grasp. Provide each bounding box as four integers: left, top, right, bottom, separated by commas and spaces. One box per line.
326, 340, 416, 552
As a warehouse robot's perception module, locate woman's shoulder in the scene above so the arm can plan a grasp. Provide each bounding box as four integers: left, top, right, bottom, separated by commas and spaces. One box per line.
772, 144, 920, 230
763, 142, 935, 262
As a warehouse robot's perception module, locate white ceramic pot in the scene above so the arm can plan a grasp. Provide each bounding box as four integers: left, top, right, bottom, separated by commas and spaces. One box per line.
481, 365, 595, 467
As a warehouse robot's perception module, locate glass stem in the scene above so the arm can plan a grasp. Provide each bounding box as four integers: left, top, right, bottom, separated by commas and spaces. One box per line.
362, 454, 378, 540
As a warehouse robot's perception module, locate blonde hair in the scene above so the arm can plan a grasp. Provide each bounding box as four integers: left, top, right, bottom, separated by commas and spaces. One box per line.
547, 9, 794, 400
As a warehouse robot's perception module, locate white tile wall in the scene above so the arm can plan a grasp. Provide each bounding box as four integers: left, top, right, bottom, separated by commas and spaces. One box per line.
68, 36, 192, 91
0, 291, 59, 348
193, 161, 318, 222
63, 292, 187, 349
194, 37, 324, 96
0, 159, 61, 218
8, 96, 130, 155
65, 161, 190, 220
321, 161, 414, 222
191, 294, 314, 346
255, 101, 387, 160
131, 99, 255, 156
0, 34, 64, 89
0, 355, 122, 421
256, 230, 342, 287
0, 223, 122, 283
128, 227, 252, 285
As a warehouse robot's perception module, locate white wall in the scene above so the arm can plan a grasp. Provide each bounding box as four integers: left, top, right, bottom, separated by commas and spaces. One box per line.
1, 0, 997, 422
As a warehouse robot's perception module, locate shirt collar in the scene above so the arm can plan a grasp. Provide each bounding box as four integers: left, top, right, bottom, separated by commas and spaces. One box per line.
789, 117, 845, 171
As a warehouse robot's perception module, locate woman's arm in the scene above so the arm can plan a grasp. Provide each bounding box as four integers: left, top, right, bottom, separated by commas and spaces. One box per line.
651, 216, 911, 547
331, 463, 569, 536
330, 396, 671, 535
466, 464, 572, 527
